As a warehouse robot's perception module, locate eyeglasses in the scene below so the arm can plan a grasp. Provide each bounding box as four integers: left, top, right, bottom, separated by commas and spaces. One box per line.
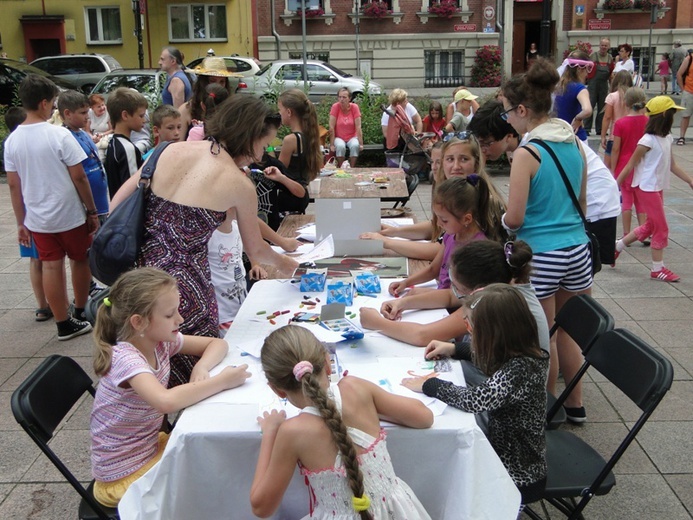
443, 130, 475, 142
500, 106, 518, 121
451, 283, 465, 300
478, 138, 497, 149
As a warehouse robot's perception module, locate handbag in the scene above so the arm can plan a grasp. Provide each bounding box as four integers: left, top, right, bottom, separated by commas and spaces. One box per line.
88, 142, 171, 286
528, 139, 602, 275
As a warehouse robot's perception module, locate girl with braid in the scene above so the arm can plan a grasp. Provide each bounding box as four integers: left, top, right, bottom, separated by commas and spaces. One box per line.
251, 326, 433, 519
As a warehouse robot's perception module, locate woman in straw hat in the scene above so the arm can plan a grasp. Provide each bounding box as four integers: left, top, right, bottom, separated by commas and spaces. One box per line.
179, 56, 234, 140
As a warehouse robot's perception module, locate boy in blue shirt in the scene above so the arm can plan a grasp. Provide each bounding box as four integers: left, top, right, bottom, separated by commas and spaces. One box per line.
58, 90, 110, 222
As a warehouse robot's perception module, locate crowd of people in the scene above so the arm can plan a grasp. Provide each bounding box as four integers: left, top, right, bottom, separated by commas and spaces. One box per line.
4, 40, 693, 518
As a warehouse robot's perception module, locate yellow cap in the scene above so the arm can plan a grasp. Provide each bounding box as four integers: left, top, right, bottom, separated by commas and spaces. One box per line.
645, 96, 684, 116
454, 89, 479, 103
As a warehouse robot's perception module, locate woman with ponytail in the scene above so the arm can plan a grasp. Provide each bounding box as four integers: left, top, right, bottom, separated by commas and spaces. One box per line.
90, 267, 250, 508
276, 88, 323, 216
251, 325, 432, 519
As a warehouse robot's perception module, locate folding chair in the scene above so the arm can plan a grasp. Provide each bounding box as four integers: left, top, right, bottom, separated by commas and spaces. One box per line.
524, 328, 674, 519
546, 294, 615, 429
11, 355, 119, 520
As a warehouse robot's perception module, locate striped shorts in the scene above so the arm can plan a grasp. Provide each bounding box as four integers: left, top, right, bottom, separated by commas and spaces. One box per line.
531, 243, 593, 299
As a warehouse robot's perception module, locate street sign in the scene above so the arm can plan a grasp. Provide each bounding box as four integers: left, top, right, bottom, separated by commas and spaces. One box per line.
454, 24, 477, 32
588, 18, 611, 30
484, 6, 495, 20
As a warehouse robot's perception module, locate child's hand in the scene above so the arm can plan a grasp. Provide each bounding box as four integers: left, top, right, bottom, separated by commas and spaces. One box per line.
263, 166, 285, 182
380, 299, 404, 321
388, 280, 409, 297
379, 224, 394, 235
359, 307, 383, 330
249, 265, 268, 281
279, 237, 301, 252
257, 409, 286, 433
219, 364, 252, 389
401, 371, 438, 393
425, 340, 455, 360
359, 231, 384, 241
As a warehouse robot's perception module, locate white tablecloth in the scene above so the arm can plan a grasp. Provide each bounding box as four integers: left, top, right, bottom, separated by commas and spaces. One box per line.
119, 280, 521, 519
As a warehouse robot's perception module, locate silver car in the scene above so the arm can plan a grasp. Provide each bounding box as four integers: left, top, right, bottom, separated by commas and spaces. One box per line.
30, 54, 122, 94
239, 60, 382, 102
90, 69, 166, 107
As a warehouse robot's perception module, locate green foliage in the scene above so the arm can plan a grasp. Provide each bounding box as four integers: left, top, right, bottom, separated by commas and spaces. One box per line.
0, 105, 8, 174
470, 45, 502, 88
563, 40, 593, 60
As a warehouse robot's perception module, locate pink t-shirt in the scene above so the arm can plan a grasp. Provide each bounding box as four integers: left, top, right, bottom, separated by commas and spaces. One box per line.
330, 102, 361, 141
90, 334, 184, 481
187, 124, 205, 142
605, 91, 628, 140
613, 114, 648, 179
438, 231, 487, 289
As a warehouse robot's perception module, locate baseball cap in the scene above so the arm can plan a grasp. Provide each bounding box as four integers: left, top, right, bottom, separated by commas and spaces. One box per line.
645, 96, 684, 116
454, 89, 479, 103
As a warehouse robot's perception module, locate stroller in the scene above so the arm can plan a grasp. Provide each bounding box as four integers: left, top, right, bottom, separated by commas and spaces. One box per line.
381, 104, 432, 202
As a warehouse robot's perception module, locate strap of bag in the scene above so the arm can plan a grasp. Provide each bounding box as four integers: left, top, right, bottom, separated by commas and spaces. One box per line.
139, 141, 172, 185
527, 138, 589, 226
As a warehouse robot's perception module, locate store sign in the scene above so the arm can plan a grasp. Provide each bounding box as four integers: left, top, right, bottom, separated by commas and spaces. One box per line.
454, 24, 477, 32
588, 18, 611, 30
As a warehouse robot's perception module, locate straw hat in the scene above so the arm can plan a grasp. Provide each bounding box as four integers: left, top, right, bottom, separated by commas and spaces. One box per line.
187, 56, 232, 77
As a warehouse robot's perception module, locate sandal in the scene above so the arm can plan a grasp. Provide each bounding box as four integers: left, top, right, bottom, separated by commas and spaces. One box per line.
35, 307, 53, 322
677, 137, 686, 146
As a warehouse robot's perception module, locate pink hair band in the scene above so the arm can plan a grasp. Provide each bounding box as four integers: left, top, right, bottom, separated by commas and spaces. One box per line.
566, 59, 594, 73
293, 361, 314, 381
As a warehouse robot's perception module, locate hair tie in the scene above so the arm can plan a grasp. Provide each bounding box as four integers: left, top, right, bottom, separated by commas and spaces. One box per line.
208, 92, 216, 99
103, 297, 112, 307
466, 173, 480, 187
352, 495, 371, 512
504, 240, 517, 267
293, 361, 314, 382
631, 102, 644, 110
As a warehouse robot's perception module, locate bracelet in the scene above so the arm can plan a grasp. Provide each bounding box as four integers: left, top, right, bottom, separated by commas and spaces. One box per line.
86, 209, 98, 216
501, 212, 521, 233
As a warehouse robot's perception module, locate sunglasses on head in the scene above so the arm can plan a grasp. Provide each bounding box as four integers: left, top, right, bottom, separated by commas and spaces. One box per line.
442, 130, 475, 142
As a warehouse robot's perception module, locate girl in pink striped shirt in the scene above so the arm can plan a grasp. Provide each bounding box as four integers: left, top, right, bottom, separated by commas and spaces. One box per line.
90, 267, 251, 507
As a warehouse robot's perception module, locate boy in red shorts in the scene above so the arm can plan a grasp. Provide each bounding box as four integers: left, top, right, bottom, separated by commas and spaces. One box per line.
5, 75, 100, 340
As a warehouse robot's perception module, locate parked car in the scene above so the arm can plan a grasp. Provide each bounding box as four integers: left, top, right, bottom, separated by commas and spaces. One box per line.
90, 69, 166, 107
239, 60, 382, 102
30, 54, 122, 94
0, 58, 78, 106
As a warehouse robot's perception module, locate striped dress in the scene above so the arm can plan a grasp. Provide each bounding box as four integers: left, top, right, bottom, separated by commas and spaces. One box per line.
91, 335, 183, 482
138, 191, 226, 386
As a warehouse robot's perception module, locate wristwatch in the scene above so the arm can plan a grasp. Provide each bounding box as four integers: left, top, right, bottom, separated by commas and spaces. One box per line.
86, 209, 98, 216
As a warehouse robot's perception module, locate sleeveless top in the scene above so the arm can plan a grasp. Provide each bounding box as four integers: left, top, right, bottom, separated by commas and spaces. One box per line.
298, 386, 431, 520
162, 70, 192, 106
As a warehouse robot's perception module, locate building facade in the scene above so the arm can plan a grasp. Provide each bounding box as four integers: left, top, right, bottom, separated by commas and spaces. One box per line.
0, 0, 255, 68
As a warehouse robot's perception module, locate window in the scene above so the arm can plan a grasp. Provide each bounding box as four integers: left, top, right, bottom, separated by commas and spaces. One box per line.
424, 50, 465, 87
168, 4, 227, 42
306, 64, 334, 82
85, 7, 122, 44
289, 52, 330, 62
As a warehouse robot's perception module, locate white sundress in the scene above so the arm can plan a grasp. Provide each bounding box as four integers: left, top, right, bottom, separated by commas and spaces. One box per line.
299, 386, 431, 520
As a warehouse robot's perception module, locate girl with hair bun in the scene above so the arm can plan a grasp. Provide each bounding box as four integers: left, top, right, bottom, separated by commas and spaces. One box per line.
501, 57, 592, 423
251, 325, 432, 519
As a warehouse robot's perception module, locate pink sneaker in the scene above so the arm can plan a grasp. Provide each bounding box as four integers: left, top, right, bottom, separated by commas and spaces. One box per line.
650, 268, 680, 282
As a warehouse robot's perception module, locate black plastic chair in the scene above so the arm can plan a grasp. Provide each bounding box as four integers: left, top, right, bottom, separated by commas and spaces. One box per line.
546, 294, 615, 429
11, 355, 119, 520
524, 328, 674, 520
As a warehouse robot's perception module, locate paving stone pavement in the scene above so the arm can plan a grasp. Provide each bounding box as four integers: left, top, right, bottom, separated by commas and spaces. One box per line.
1, 128, 692, 519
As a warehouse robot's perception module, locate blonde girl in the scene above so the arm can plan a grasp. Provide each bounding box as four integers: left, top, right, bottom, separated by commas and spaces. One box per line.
250, 326, 432, 519
600, 70, 633, 169
402, 284, 549, 504
361, 136, 504, 260
90, 268, 251, 507
276, 88, 323, 214
614, 96, 693, 282
554, 50, 593, 141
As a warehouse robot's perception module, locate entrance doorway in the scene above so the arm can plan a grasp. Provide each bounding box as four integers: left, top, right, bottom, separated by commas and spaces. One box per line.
511, 2, 555, 75
31, 39, 61, 59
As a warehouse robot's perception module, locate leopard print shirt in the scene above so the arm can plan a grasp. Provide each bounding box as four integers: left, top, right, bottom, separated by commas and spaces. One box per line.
423, 353, 549, 488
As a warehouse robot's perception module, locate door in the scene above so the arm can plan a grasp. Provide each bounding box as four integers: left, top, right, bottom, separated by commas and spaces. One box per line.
30, 39, 61, 60
512, 22, 526, 75
305, 64, 337, 101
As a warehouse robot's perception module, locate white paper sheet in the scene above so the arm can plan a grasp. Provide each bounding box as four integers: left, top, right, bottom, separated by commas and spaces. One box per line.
295, 234, 334, 263
297, 224, 316, 242
381, 218, 415, 227
270, 243, 315, 255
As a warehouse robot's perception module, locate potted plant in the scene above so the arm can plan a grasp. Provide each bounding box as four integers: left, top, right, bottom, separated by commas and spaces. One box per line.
470, 45, 502, 88
603, 0, 633, 9
362, 1, 390, 18
296, 6, 325, 17
563, 40, 593, 60
428, 0, 459, 18
634, 0, 665, 8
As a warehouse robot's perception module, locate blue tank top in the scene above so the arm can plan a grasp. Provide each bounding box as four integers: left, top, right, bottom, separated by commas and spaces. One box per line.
162, 70, 192, 106
518, 140, 588, 254
554, 82, 587, 141
69, 128, 110, 215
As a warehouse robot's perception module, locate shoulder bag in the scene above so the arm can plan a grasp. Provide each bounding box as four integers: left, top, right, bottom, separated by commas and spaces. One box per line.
89, 141, 171, 286
528, 139, 601, 275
